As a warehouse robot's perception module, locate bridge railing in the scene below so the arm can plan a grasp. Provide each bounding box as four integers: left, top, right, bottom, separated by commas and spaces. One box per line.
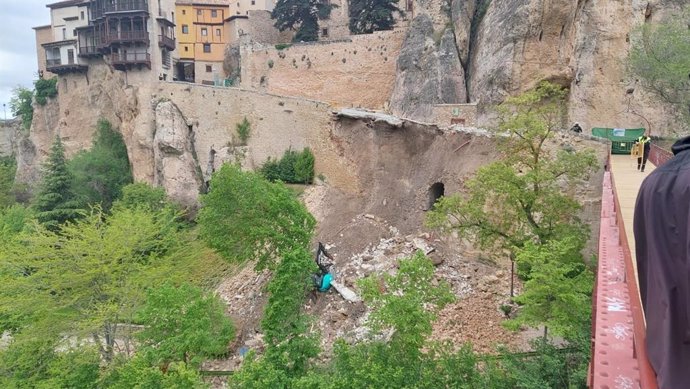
590, 155, 658, 388
649, 143, 672, 167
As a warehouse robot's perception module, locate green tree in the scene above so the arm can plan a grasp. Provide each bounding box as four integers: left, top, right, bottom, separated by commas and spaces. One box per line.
113, 182, 170, 212
628, 6, 690, 127
33, 136, 82, 229
69, 119, 133, 211
0, 206, 193, 363
271, 0, 335, 42
427, 81, 597, 337
235, 117, 251, 145
136, 282, 235, 368
349, 0, 402, 34
102, 357, 207, 389
198, 164, 315, 270
33, 78, 58, 106
9, 86, 33, 131
0, 156, 17, 207
260, 148, 315, 184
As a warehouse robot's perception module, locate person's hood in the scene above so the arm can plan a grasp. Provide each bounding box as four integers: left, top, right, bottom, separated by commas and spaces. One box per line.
672, 136, 690, 155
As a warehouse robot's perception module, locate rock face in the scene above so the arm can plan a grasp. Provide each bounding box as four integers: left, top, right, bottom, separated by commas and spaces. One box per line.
153, 101, 204, 210
390, 15, 467, 122
0, 119, 21, 158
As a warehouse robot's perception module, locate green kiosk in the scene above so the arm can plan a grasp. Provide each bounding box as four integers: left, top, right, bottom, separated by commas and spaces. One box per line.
591, 128, 646, 154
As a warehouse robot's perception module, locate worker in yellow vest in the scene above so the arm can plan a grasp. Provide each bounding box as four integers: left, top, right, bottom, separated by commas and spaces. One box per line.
636, 134, 652, 172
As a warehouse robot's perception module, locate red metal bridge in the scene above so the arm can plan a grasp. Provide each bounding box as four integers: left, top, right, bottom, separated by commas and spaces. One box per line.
589, 144, 672, 389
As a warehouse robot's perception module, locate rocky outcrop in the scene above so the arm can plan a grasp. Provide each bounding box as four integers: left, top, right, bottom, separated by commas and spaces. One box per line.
0, 119, 21, 158
153, 101, 204, 210
450, 0, 475, 68
390, 15, 467, 122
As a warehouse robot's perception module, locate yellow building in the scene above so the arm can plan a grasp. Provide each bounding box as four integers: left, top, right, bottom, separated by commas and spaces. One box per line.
175, 0, 229, 84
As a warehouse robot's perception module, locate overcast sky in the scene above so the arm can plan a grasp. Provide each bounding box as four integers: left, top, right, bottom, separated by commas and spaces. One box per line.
1, 0, 52, 118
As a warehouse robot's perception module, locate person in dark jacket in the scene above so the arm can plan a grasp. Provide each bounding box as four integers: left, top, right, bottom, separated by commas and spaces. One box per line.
635, 134, 652, 172
570, 122, 583, 133
634, 136, 690, 388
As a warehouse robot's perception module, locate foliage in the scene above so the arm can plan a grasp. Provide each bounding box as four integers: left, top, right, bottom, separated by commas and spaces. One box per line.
198, 164, 315, 270
113, 182, 170, 213
628, 6, 690, 127
426, 81, 596, 342
259, 148, 315, 184
275, 43, 292, 50
505, 237, 594, 339
271, 0, 335, 42
34, 78, 58, 106
69, 119, 133, 211
0, 206, 196, 363
9, 86, 33, 131
32, 136, 82, 229
235, 117, 251, 145
102, 356, 207, 389
349, 0, 402, 34
359, 251, 455, 353
136, 282, 235, 368
261, 248, 319, 377
0, 156, 17, 207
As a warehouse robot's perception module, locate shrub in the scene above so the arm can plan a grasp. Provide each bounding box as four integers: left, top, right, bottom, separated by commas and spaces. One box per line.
275, 43, 292, 50
34, 78, 58, 106
235, 117, 251, 145
259, 148, 314, 184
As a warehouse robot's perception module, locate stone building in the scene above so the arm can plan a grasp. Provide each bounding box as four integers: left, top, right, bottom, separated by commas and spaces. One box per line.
40, 0, 91, 76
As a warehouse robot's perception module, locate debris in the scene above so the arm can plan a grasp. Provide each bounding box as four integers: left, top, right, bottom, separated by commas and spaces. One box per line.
412, 238, 435, 255
331, 281, 361, 303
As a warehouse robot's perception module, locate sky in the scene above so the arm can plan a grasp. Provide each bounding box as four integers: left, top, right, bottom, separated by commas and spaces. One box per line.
0, 0, 52, 119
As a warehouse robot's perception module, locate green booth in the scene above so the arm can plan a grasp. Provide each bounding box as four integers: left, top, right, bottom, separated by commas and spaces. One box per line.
591, 128, 646, 154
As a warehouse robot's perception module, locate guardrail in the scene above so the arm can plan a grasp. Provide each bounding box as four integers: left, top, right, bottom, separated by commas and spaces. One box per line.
590, 156, 658, 388
649, 143, 672, 167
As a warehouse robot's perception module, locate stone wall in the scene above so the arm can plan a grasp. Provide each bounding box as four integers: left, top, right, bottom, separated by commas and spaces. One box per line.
431, 104, 478, 127
239, 28, 407, 109
227, 11, 294, 45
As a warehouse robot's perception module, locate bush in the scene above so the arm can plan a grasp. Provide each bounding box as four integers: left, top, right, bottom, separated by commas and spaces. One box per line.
275, 43, 292, 50
34, 78, 58, 106
0, 156, 17, 207
235, 117, 251, 145
9, 86, 33, 131
259, 148, 315, 184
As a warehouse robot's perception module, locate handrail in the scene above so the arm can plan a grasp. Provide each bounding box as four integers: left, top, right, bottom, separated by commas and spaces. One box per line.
607, 154, 658, 389
649, 143, 672, 167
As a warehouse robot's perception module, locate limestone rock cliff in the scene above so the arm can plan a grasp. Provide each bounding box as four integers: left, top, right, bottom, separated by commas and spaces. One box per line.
153, 101, 204, 210
390, 15, 467, 122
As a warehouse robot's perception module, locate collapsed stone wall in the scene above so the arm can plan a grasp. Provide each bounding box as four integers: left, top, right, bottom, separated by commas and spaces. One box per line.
238, 28, 407, 109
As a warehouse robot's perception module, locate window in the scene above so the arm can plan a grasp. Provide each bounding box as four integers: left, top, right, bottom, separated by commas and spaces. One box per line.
203, 44, 211, 53
216, 29, 221, 36
182, 9, 186, 15
201, 28, 208, 36
73, 29, 77, 37
182, 24, 189, 34
211, 9, 217, 17
206, 65, 212, 72
184, 46, 189, 52
251, 0, 255, 4
62, 28, 66, 40
197, 9, 202, 15
80, 11, 84, 20
322, 28, 328, 37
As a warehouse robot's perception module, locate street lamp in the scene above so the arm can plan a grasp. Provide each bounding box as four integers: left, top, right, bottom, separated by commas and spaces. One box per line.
2, 103, 5, 122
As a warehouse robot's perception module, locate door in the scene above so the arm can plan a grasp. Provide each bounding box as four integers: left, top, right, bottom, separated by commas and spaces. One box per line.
67, 49, 75, 64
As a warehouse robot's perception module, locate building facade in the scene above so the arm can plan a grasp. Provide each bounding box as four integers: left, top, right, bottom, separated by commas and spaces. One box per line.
35, 0, 178, 84
228, 0, 274, 17
42, 0, 91, 75
175, 0, 229, 84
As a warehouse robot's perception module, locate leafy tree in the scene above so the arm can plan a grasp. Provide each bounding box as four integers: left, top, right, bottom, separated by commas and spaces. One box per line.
628, 6, 690, 127
0, 205, 32, 247
102, 357, 207, 389
427, 82, 597, 337
198, 164, 315, 270
0, 206, 194, 363
136, 282, 235, 368
349, 0, 402, 34
260, 148, 315, 184
113, 182, 170, 212
0, 156, 17, 207
9, 86, 33, 131
271, 0, 335, 42
69, 119, 133, 211
33, 136, 82, 229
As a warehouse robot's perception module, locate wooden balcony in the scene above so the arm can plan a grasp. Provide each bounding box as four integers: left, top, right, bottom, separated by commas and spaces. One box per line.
78, 45, 101, 57
158, 34, 175, 50
104, 0, 148, 14
46, 59, 88, 74
106, 30, 149, 45
110, 52, 151, 70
